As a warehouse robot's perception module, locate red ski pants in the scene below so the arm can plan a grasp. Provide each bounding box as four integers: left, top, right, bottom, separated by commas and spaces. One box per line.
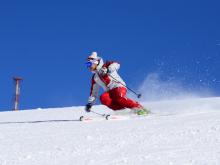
100, 87, 142, 110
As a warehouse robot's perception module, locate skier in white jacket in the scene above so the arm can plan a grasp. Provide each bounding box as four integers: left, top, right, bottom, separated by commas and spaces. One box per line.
85, 52, 149, 115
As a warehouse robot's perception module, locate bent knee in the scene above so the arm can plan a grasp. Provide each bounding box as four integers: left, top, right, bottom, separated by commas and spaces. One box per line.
100, 93, 110, 105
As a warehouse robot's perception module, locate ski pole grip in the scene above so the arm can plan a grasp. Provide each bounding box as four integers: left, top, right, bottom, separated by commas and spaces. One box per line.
137, 94, 142, 98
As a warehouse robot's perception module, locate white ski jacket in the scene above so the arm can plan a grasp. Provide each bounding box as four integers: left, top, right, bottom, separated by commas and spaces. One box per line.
88, 60, 126, 104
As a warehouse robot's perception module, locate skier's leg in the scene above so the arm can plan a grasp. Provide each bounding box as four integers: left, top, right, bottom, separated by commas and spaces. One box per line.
110, 87, 150, 115
100, 92, 112, 107
100, 91, 125, 110
110, 87, 142, 109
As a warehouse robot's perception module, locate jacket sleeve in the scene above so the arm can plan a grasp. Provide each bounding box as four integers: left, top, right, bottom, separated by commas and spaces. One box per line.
88, 75, 99, 104
107, 62, 120, 73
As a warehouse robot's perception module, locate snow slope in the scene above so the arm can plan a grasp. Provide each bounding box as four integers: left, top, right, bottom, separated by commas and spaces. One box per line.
0, 97, 220, 165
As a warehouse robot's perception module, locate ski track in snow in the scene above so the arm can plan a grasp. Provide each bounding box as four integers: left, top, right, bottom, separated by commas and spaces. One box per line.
0, 97, 220, 165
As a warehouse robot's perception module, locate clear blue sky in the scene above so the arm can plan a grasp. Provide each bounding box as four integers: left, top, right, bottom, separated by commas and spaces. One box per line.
0, 0, 220, 111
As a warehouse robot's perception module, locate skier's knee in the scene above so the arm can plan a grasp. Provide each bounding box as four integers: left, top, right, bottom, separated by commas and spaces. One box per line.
100, 94, 110, 106
100, 95, 105, 104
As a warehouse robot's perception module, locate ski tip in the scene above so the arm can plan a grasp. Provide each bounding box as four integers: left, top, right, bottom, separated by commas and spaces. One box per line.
105, 115, 111, 120
79, 116, 84, 121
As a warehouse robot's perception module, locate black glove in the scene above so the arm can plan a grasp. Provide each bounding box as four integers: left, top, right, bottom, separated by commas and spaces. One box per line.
85, 103, 92, 112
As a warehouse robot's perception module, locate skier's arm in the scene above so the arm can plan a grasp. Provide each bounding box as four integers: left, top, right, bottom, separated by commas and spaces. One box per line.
107, 62, 120, 73
85, 75, 99, 112
88, 75, 99, 105
98, 61, 120, 76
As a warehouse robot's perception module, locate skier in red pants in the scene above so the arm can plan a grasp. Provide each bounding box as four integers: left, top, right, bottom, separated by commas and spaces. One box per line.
85, 52, 149, 115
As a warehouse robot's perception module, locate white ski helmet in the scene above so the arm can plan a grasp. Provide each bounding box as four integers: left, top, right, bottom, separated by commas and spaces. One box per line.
87, 52, 104, 71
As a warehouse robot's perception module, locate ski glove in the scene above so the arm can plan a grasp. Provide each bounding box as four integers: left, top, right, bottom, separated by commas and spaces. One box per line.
99, 67, 108, 76
85, 103, 92, 112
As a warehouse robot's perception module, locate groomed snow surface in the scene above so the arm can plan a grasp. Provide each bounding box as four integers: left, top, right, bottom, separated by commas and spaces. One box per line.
0, 97, 220, 165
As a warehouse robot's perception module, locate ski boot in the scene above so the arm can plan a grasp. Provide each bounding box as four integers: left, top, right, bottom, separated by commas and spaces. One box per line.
137, 107, 151, 116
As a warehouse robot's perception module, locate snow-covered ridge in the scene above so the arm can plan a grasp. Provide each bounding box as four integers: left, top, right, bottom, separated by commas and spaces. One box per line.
0, 97, 220, 165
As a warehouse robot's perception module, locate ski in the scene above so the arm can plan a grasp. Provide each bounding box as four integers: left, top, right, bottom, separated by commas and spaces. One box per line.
78, 110, 173, 122
79, 114, 130, 122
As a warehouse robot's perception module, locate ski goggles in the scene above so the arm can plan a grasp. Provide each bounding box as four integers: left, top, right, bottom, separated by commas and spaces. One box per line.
85, 59, 99, 68
85, 61, 93, 68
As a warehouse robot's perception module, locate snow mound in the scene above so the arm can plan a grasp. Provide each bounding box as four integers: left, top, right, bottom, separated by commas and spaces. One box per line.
0, 97, 220, 165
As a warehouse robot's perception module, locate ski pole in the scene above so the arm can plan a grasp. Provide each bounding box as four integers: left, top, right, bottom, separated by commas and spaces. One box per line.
108, 74, 142, 98
90, 110, 111, 120
90, 110, 106, 117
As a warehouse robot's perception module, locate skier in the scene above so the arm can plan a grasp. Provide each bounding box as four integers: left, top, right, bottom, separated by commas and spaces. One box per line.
85, 52, 149, 115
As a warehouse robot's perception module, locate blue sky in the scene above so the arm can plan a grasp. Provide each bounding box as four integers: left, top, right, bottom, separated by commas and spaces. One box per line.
0, 0, 220, 111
